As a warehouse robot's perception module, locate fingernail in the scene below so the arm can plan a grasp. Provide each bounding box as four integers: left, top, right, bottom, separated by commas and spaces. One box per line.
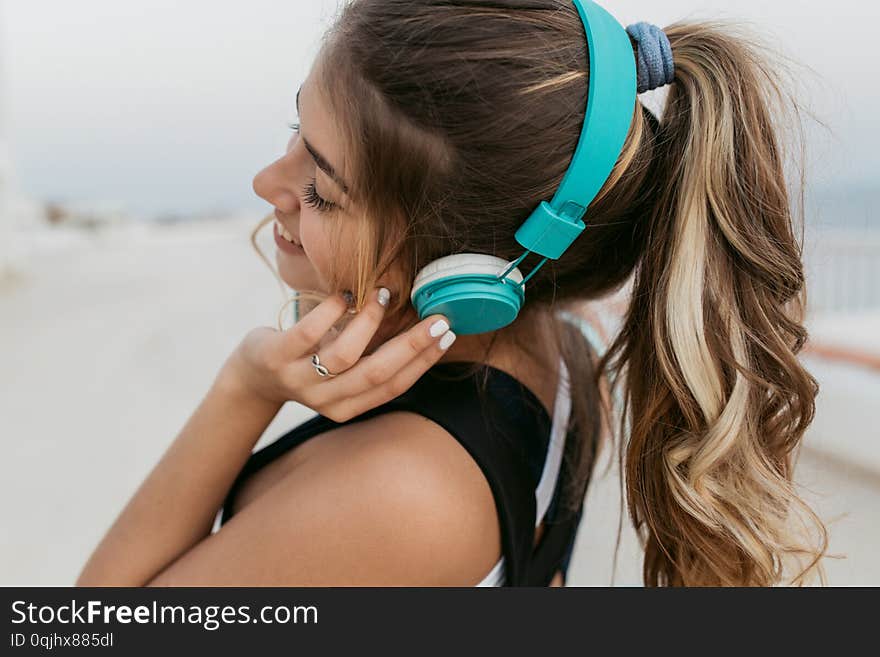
429, 318, 450, 338
342, 290, 354, 306
439, 330, 457, 350
377, 287, 390, 307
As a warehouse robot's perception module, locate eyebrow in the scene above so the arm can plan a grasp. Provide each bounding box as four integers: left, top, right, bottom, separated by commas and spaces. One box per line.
296, 87, 350, 196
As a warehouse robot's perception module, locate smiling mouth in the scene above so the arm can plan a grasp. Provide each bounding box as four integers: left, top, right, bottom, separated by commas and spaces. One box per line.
274, 219, 301, 246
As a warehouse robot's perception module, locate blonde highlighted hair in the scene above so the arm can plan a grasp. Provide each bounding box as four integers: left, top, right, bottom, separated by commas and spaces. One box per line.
603, 22, 827, 585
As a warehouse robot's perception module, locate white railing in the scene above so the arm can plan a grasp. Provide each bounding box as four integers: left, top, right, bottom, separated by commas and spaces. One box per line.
804, 229, 880, 315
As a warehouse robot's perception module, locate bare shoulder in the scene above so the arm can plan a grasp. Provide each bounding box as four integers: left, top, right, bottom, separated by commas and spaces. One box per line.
271, 409, 503, 585
149, 409, 503, 586
314, 410, 503, 578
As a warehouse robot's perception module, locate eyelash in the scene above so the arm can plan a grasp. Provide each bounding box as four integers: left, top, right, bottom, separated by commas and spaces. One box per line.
302, 178, 336, 213
287, 121, 337, 214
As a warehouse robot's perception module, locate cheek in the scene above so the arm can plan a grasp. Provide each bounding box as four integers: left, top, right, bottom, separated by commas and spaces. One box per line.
301, 215, 360, 288
274, 213, 332, 293
299, 214, 342, 287
300, 215, 328, 266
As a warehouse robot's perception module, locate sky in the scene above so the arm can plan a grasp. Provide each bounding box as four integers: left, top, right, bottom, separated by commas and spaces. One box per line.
1, 0, 878, 219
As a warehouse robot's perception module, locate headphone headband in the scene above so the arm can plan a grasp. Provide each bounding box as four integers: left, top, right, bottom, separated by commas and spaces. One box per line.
513, 0, 637, 260
410, 1, 638, 335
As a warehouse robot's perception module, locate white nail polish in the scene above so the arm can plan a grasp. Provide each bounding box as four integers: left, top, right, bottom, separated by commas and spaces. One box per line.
377, 287, 390, 307
438, 330, 456, 350
429, 319, 450, 337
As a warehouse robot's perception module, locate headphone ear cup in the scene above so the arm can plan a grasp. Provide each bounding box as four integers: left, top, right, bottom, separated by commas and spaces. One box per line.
411, 254, 525, 335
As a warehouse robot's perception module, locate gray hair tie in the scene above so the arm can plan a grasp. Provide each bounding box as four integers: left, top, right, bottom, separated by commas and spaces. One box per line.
625, 22, 675, 93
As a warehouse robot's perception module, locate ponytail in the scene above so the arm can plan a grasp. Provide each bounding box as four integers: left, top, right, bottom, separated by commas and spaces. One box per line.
604, 21, 828, 586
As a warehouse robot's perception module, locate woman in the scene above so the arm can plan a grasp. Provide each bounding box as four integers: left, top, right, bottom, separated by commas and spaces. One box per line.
77, 0, 827, 587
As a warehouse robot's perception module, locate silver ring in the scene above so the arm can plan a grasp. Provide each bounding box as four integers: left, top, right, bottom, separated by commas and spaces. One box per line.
311, 353, 338, 378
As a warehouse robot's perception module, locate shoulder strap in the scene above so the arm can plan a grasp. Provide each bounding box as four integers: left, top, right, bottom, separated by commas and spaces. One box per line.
523, 308, 622, 585
534, 355, 571, 527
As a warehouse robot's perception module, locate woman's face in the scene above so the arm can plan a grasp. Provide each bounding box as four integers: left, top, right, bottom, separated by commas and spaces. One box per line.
252, 68, 356, 294
252, 67, 419, 349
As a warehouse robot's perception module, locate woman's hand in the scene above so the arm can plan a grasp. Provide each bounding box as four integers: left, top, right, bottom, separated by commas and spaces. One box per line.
222, 288, 457, 422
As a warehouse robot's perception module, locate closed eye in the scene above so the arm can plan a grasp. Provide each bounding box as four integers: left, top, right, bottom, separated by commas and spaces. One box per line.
288, 122, 338, 213
302, 178, 337, 213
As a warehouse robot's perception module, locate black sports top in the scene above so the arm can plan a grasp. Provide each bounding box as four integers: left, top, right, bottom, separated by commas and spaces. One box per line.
218, 360, 584, 586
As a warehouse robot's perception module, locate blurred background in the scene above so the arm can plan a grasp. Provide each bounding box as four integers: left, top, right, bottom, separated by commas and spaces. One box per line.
1, 0, 877, 585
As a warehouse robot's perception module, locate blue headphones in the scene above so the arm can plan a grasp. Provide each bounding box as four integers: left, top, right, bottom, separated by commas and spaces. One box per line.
410, 0, 637, 335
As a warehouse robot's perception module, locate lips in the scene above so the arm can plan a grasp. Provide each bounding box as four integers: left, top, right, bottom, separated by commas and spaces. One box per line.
273, 211, 301, 246
273, 220, 306, 255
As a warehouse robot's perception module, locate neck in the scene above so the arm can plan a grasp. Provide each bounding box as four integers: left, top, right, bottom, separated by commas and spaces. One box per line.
440, 308, 559, 395
369, 302, 558, 371
370, 304, 560, 416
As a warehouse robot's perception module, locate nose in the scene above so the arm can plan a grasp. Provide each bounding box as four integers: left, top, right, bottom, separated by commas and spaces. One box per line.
253, 164, 298, 214
252, 136, 301, 213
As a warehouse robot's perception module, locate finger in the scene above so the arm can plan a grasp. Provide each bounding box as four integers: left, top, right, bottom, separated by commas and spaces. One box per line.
310, 312, 453, 404
316, 287, 391, 375
327, 322, 457, 421
281, 293, 351, 358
